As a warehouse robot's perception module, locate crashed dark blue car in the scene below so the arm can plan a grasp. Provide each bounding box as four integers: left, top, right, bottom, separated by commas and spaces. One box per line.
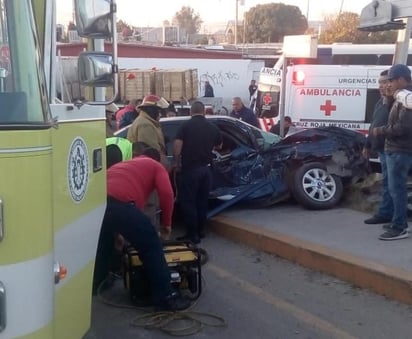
116, 116, 368, 217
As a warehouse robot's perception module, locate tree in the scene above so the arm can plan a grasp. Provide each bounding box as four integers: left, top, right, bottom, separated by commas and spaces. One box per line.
116, 20, 141, 41
173, 6, 203, 42
244, 3, 307, 43
195, 36, 209, 45
319, 12, 397, 44
67, 21, 76, 30
116, 20, 131, 34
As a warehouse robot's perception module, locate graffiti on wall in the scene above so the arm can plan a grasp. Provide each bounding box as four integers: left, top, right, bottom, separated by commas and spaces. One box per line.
199, 70, 240, 89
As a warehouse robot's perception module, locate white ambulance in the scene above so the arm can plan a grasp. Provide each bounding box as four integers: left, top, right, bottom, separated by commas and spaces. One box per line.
256, 64, 390, 134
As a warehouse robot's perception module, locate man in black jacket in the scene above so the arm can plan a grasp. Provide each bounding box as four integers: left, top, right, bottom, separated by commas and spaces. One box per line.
373, 64, 412, 240
270, 116, 294, 136
363, 69, 394, 226
248, 79, 257, 100
204, 81, 214, 97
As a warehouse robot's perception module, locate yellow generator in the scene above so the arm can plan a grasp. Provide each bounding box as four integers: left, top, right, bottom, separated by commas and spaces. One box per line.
123, 241, 202, 305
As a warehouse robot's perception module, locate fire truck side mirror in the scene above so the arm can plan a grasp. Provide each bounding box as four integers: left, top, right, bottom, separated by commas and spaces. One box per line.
358, 0, 405, 32
74, 0, 119, 105
74, 0, 114, 38
78, 52, 114, 87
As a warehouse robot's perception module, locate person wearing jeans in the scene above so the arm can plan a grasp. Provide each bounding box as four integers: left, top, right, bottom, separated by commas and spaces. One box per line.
385, 152, 412, 230
94, 150, 190, 310
376, 152, 394, 220
96, 197, 173, 302
363, 69, 394, 225
373, 64, 412, 241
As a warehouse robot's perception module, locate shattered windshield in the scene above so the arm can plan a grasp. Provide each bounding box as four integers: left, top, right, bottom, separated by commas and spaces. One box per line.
251, 126, 281, 150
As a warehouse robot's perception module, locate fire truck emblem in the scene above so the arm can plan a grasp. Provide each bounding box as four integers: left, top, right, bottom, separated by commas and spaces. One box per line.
67, 137, 89, 202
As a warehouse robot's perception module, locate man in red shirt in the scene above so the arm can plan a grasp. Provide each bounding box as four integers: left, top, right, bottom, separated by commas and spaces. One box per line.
94, 148, 190, 310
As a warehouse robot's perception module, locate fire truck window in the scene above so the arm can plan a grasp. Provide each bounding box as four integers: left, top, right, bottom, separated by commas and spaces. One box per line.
365, 89, 380, 123
0, 92, 27, 122
0, 0, 47, 125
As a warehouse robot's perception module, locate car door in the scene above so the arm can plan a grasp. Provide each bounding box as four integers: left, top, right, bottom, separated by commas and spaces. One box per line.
161, 119, 187, 157
209, 119, 267, 195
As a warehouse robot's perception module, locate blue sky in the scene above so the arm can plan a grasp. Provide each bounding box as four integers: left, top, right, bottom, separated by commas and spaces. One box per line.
57, 0, 371, 27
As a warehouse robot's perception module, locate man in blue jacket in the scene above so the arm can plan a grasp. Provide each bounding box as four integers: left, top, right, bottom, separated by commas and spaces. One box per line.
230, 96, 259, 128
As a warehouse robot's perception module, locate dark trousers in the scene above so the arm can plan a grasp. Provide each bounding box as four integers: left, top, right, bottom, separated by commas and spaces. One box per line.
178, 166, 211, 237
93, 197, 173, 303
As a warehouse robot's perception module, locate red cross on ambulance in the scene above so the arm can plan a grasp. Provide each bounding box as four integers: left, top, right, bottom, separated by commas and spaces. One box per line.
320, 100, 336, 116
262, 93, 272, 105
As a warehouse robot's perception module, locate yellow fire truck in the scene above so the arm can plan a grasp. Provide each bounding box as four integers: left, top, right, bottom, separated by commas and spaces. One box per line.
0, 0, 117, 338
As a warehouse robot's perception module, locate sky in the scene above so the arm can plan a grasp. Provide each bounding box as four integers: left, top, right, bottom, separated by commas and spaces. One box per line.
57, 0, 371, 28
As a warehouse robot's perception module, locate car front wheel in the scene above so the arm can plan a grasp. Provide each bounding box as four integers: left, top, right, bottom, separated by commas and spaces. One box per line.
291, 162, 343, 210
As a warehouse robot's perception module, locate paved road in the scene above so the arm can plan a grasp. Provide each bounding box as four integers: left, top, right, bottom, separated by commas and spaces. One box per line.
85, 230, 412, 339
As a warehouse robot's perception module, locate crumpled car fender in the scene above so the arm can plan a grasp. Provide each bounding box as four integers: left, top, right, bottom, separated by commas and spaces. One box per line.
274, 127, 369, 181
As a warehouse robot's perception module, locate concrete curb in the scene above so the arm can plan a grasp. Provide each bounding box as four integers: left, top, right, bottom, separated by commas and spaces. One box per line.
210, 215, 412, 305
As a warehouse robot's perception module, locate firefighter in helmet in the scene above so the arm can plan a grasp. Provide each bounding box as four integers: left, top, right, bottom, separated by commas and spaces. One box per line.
127, 94, 169, 169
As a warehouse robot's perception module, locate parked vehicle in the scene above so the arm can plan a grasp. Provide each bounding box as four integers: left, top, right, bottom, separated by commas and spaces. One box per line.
0, 0, 118, 338
116, 116, 368, 214
255, 63, 391, 134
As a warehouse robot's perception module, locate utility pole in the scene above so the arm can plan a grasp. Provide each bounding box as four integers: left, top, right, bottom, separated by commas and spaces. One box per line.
234, 0, 245, 46
339, 0, 344, 15
235, 0, 238, 46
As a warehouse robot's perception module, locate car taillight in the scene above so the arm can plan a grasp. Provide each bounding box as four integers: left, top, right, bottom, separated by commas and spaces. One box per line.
292, 70, 305, 85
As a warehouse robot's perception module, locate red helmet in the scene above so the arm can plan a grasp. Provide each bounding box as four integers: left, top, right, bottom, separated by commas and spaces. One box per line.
138, 94, 169, 109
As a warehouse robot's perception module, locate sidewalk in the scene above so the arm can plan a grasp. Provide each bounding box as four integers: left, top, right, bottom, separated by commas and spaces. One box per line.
209, 204, 412, 305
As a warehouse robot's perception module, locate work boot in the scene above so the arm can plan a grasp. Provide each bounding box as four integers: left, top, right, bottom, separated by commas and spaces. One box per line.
156, 292, 191, 311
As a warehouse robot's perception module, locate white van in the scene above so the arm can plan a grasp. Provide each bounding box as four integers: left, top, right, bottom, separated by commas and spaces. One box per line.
255, 64, 389, 133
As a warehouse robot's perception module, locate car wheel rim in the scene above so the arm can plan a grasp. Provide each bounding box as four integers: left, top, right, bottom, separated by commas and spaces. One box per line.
301, 168, 336, 202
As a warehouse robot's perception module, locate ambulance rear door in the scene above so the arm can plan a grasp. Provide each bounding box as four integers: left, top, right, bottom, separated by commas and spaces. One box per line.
256, 67, 282, 118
